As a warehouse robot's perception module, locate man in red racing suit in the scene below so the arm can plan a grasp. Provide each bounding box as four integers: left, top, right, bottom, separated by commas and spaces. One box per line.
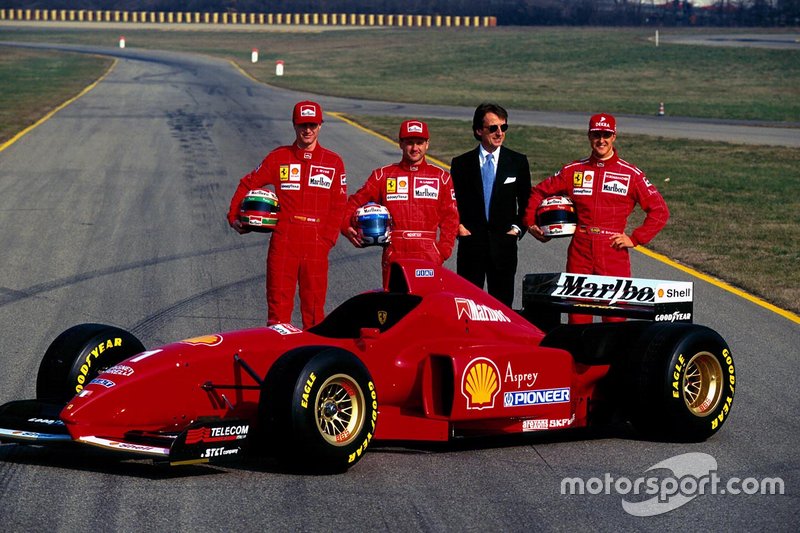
342, 119, 459, 286
524, 113, 669, 323
227, 101, 346, 328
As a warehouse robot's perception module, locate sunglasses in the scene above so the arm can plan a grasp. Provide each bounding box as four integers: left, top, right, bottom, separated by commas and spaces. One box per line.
485, 123, 509, 133
589, 131, 614, 139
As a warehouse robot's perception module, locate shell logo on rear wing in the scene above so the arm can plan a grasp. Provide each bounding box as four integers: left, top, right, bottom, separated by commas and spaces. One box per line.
522, 273, 694, 325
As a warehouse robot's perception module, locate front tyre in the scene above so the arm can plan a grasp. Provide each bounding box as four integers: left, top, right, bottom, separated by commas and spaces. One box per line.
263, 348, 378, 473
625, 324, 735, 442
36, 323, 146, 404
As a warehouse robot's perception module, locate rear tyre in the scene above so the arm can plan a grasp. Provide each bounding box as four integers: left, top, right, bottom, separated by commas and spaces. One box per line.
260, 348, 377, 473
36, 323, 146, 404
624, 323, 735, 442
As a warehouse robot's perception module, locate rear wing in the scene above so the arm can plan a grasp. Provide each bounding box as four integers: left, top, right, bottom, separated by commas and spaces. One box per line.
521, 273, 693, 330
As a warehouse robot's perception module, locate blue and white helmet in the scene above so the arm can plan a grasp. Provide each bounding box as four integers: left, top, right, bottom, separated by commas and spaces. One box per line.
353, 202, 392, 246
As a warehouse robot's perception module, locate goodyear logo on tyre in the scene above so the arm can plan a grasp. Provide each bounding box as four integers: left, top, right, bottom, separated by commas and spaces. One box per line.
74, 337, 123, 394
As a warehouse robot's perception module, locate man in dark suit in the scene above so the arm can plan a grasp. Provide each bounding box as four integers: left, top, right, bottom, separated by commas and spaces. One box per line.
451, 102, 532, 307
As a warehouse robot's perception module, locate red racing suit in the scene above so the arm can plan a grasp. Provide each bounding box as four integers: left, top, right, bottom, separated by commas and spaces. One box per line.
342, 158, 459, 286
228, 143, 346, 328
523, 151, 669, 323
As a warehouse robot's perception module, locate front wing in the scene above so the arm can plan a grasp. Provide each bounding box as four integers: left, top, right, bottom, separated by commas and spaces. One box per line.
0, 399, 251, 465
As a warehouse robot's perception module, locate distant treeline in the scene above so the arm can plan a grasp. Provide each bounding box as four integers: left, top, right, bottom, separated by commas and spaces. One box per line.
3, 0, 798, 26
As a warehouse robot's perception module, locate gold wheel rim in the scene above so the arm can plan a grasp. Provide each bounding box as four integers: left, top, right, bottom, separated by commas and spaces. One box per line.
682, 351, 723, 416
314, 374, 365, 446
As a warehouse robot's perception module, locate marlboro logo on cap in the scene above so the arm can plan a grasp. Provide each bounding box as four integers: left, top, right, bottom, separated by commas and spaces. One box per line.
399, 119, 429, 140
293, 101, 323, 124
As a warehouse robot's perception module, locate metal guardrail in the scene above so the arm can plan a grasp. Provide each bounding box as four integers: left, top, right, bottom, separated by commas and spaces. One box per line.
0, 9, 496, 28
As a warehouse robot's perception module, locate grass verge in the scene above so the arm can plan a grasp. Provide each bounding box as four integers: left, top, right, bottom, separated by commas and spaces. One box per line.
0, 47, 112, 146
1, 26, 798, 122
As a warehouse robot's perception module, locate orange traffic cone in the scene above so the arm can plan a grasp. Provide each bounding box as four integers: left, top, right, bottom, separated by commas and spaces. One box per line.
658, 102, 665, 116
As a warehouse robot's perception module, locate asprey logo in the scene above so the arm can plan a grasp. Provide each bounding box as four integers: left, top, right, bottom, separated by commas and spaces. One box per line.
455, 298, 511, 322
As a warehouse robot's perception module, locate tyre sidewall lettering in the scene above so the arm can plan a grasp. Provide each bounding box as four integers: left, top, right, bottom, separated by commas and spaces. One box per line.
712, 348, 736, 431
299, 372, 317, 409
289, 351, 377, 470
71, 336, 124, 394
348, 380, 378, 464
664, 332, 735, 433
69, 335, 135, 395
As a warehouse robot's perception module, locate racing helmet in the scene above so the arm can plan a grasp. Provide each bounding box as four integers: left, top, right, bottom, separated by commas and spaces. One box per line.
536, 196, 577, 238
239, 189, 280, 233
353, 202, 392, 246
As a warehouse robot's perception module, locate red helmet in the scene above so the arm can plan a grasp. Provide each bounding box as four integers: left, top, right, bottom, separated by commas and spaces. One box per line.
239, 189, 279, 233
536, 196, 577, 238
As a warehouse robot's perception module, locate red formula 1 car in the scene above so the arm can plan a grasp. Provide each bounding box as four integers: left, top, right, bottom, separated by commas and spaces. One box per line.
0, 260, 735, 473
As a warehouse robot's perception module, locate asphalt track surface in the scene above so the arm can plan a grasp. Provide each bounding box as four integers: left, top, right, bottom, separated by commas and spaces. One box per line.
0, 43, 797, 532
658, 31, 800, 50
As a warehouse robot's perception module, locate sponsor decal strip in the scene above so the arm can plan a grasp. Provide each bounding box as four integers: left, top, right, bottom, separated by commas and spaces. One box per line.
0, 428, 72, 442
78, 436, 170, 456
553, 274, 692, 306
504, 387, 571, 407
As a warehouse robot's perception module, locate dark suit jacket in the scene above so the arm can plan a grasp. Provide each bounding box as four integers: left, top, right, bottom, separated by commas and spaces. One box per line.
450, 146, 531, 307
451, 145, 532, 304
451, 145, 531, 242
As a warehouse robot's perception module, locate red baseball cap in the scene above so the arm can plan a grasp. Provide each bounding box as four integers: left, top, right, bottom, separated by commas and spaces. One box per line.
588, 113, 616, 133
292, 101, 323, 124
398, 119, 429, 140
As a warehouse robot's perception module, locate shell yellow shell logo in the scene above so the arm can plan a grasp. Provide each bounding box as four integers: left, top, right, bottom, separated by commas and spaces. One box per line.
461, 357, 500, 410
180, 334, 223, 347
